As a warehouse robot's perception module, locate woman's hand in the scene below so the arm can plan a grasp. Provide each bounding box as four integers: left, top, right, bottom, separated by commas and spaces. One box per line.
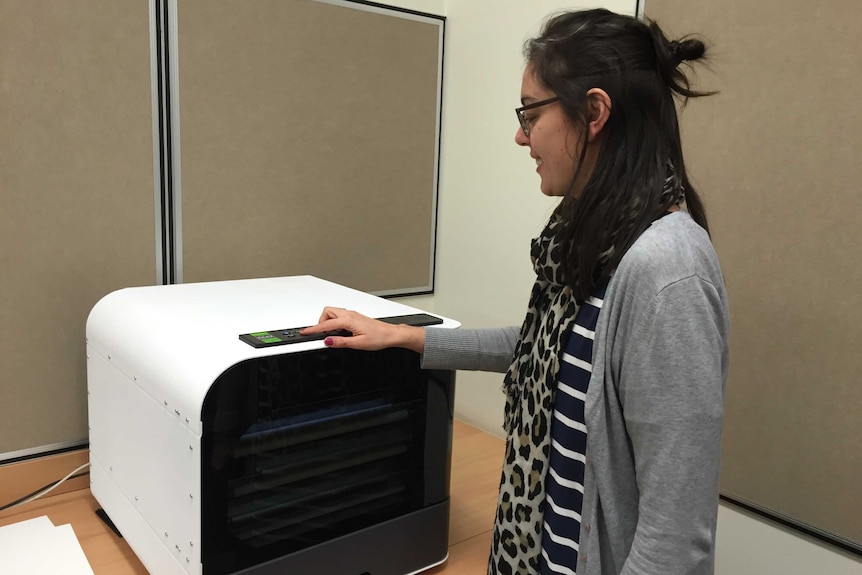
300, 307, 426, 353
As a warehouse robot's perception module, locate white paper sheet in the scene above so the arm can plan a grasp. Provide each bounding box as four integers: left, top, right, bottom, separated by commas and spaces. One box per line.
0, 515, 95, 574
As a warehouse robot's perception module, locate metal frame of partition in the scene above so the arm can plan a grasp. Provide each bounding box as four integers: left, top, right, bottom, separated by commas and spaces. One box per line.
151, 0, 181, 285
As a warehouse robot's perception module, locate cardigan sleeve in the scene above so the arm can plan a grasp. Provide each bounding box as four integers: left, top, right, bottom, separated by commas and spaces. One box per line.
420, 326, 519, 373
618, 275, 727, 575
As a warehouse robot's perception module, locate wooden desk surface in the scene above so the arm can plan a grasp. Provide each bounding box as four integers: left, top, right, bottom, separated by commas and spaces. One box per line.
0, 419, 504, 574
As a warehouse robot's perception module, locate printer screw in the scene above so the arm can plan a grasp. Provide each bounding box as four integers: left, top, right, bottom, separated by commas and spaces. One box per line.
185, 418, 189, 423
186, 558, 190, 563
108, 355, 111, 360
135, 496, 139, 501
175, 545, 180, 551
165, 532, 168, 537
189, 445, 193, 451
189, 542, 193, 547
175, 409, 180, 416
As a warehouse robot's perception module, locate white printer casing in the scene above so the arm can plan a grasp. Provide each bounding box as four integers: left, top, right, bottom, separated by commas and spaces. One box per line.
86, 275, 459, 575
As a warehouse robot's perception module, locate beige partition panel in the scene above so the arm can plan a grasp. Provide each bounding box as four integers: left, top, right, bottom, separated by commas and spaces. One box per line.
177, 0, 443, 293
0, 2, 156, 454
646, 0, 862, 549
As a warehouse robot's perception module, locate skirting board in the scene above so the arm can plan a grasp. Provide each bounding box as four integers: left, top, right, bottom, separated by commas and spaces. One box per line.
0, 449, 90, 511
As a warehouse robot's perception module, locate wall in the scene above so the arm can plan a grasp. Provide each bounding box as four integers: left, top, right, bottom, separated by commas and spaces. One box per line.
0, 0, 157, 456
716, 505, 862, 575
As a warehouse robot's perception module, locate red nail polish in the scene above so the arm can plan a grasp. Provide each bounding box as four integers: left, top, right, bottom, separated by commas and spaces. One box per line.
324, 337, 333, 346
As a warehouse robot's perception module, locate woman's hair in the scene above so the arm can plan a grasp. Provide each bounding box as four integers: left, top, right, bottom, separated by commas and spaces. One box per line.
525, 9, 714, 302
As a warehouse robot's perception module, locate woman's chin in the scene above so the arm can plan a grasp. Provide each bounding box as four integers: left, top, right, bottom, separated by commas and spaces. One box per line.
539, 183, 564, 197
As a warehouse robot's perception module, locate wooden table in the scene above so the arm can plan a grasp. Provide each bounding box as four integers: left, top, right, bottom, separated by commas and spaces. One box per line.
0, 420, 504, 574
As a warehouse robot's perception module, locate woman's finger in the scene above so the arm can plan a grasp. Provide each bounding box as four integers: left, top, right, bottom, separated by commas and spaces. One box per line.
301, 316, 347, 335
323, 334, 355, 349
317, 306, 347, 323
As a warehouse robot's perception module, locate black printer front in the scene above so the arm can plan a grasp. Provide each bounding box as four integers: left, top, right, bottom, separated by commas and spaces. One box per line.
200, 346, 455, 575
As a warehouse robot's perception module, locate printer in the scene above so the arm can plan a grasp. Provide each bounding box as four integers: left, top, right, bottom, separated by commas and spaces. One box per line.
86, 276, 459, 575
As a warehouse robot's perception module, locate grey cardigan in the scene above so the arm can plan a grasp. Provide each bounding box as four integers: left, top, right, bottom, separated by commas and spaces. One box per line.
422, 212, 729, 575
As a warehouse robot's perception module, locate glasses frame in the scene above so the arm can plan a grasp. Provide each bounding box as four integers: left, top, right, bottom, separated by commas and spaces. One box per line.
515, 96, 561, 137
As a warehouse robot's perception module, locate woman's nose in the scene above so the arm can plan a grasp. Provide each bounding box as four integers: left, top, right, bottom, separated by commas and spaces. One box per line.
515, 126, 529, 146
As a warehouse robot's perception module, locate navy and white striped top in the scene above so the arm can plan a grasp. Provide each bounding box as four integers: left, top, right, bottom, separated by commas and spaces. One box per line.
539, 283, 607, 575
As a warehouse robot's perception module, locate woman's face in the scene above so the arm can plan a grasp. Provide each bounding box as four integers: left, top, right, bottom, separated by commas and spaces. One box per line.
515, 67, 592, 197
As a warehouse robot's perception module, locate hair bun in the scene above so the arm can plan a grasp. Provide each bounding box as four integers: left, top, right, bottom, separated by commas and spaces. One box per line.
668, 38, 706, 66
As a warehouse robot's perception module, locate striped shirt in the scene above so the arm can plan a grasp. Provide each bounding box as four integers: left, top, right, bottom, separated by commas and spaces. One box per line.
539, 284, 607, 575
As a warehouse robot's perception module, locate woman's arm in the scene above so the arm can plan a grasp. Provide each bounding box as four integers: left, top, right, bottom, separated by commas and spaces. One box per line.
301, 307, 520, 373
422, 325, 520, 373
619, 275, 727, 574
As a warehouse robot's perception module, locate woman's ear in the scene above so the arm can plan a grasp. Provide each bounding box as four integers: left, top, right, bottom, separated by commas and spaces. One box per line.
586, 88, 611, 142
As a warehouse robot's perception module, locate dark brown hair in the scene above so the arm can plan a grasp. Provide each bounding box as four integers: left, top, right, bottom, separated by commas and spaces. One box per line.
525, 9, 714, 302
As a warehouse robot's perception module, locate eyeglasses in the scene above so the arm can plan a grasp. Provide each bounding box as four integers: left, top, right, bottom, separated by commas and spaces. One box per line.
515, 96, 560, 137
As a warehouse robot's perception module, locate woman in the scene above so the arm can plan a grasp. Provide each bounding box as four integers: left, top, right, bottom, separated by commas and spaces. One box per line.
302, 9, 729, 575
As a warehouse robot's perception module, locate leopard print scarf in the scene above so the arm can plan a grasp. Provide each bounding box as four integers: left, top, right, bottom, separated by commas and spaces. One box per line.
488, 167, 684, 575
487, 212, 581, 575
